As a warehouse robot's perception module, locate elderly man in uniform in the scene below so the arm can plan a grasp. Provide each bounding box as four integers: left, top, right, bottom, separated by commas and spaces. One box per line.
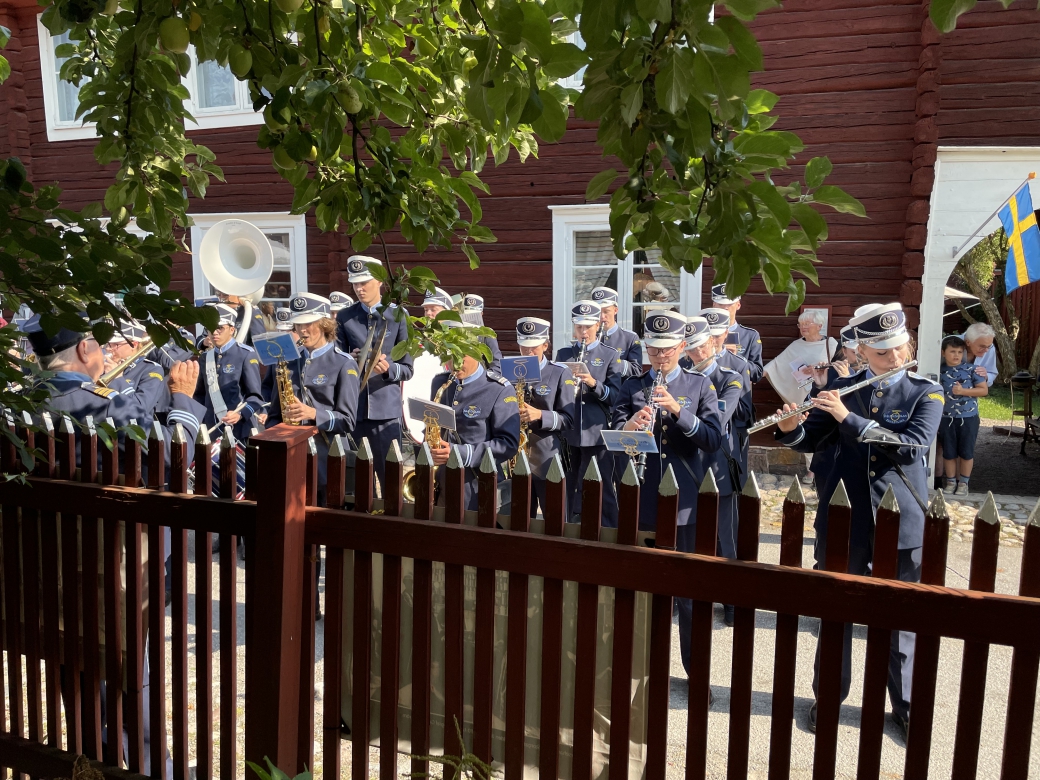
556, 300, 624, 527
193, 303, 265, 441
336, 256, 414, 487
591, 286, 643, 378
683, 315, 747, 625
515, 316, 576, 517
428, 321, 520, 510
612, 311, 723, 673
710, 283, 763, 382
774, 303, 942, 740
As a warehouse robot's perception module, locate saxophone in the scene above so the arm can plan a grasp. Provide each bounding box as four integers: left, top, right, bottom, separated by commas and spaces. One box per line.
425, 372, 456, 448
508, 378, 530, 473
276, 358, 300, 425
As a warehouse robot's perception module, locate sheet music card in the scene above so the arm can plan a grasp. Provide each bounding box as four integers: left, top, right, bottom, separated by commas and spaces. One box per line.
500, 355, 542, 383
600, 430, 658, 453
407, 397, 457, 432
251, 332, 301, 367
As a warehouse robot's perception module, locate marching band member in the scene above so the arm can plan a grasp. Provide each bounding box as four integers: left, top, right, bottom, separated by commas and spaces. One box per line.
103, 320, 164, 394
428, 321, 520, 510
336, 256, 414, 487
591, 286, 643, 379
611, 311, 722, 674
275, 307, 294, 331
259, 307, 294, 412
515, 317, 576, 517
461, 293, 503, 374
555, 301, 623, 527
267, 293, 360, 498
329, 291, 355, 315
773, 303, 942, 739
192, 303, 264, 441
683, 315, 747, 625
709, 283, 763, 382
703, 308, 755, 492
421, 286, 454, 319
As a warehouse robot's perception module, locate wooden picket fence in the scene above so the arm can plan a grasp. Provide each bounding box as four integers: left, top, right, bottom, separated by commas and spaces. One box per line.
0, 418, 1038, 780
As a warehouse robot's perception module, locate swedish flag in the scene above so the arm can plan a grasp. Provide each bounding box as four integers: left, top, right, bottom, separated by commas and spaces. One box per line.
999, 183, 1040, 294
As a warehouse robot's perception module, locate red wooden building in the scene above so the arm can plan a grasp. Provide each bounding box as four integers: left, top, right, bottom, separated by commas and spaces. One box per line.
1, 0, 1038, 382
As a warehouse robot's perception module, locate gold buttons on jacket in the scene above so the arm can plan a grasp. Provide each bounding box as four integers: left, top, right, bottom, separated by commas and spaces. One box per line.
872, 407, 879, 413
876, 391, 883, 398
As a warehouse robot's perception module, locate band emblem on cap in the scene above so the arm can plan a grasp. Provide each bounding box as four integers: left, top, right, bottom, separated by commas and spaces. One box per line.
292, 297, 307, 310
653, 316, 669, 331
879, 312, 899, 330
519, 321, 536, 334
705, 312, 720, 324
348, 259, 364, 272
578, 304, 594, 315
465, 295, 479, 307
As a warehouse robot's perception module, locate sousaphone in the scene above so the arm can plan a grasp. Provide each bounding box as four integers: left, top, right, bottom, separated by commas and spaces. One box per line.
199, 219, 274, 342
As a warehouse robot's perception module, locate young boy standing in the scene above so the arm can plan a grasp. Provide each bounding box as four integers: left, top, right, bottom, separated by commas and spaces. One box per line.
939, 335, 988, 496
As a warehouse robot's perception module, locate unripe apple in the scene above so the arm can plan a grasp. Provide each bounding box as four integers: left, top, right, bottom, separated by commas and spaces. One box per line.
274, 0, 304, 12
336, 81, 362, 114
228, 44, 252, 77
188, 11, 202, 30
159, 17, 190, 54
272, 145, 296, 170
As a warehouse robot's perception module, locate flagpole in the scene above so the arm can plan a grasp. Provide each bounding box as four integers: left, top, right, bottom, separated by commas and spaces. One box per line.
950, 171, 1036, 261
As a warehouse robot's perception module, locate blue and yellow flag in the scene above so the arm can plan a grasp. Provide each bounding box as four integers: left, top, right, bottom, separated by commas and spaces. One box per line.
999, 183, 1040, 294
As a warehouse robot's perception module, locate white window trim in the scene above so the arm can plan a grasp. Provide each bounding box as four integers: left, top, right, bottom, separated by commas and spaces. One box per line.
37, 17, 98, 142
183, 47, 263, 130
549, 203, 702, 353
38, 15, 261, 140
189, 212, 308, 303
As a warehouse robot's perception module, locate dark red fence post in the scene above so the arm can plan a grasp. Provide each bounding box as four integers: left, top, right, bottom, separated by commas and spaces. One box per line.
410, 443, 436, 780
572, 457, 601, 780
539, 450, 569, 780
322, 435, 349, 779
243, 424, 313, 777
351, 437, 375, 780
170, 425, 191, 780
194, 426, 214, 780
472, 449, 501, 765
379, 440, 406, 780
218, 428, 239, 779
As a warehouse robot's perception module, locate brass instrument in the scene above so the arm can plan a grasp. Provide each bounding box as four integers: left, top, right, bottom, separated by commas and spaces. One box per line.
403, 372, 456, 502
97, 337, 155, 387
507, 378, 530, 475
748, 360, 918, 434
276, 357, 301, 425
634, 370, 667, 482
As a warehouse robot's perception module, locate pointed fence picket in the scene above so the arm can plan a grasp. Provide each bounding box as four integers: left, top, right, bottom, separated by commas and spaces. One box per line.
0, 420, 1037, 780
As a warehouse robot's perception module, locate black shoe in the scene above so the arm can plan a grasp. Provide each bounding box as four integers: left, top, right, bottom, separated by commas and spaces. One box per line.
723, 605, 735, 626
891, 711, 909, 742
807, 702, 818, 734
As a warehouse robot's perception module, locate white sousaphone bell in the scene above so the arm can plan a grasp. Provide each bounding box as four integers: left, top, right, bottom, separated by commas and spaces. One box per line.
199, 219, 275, 343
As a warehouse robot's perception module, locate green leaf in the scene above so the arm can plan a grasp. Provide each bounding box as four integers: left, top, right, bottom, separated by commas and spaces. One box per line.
585, 168, 618, 201
365, 62, 404, 91
461, 242, 480, 269
352, 231, 373, 253
929, 0, 979, 33
656, 50, 693, 114
531, 85, 568, 142
746, 89, 778, 114
748, 180, 791, 227
722, 0, 781, 21
636, 0, 671, 24
619, 82, 642, 125
811, 185, 867, 217
715, 16, 763, 71
543, 42, 588, 79
578, 0, 617, 49
791, 203, 828, 250
520, 2, 553, 59
804, 157, 833, 189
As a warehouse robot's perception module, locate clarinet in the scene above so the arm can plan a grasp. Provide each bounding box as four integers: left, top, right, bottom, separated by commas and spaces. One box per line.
574, 336, 590, 398
634, 370, 667, 483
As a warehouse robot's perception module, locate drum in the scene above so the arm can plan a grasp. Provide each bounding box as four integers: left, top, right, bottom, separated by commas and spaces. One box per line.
188, 442, 248, 499
401, 351, 445, 444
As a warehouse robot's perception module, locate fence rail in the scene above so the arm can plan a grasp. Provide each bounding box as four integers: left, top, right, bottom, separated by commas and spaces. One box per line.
0, 418, 1038, 780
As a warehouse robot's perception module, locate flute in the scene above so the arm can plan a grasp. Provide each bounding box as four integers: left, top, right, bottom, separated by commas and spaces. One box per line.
748, 360, 918, 434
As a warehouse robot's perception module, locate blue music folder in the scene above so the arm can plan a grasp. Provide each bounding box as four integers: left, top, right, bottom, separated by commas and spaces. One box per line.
251, 332, 301, 366
501, 355, 542, 383
600, 430, 658, 454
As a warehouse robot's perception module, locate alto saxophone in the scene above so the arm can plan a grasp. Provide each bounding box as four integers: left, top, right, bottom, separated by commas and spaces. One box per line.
425, 372, 456, 448
509, 378, 530, 473
276, 358, 301, 425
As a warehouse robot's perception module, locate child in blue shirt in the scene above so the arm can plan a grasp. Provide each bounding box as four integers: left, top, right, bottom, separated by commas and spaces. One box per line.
939, 335, 988, 496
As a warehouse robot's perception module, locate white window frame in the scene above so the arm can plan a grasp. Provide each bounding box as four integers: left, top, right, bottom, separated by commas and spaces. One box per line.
549, 203, 702, 354
37, 17, 97, 142
189, 212, 308, 303
183, 48, 264, 130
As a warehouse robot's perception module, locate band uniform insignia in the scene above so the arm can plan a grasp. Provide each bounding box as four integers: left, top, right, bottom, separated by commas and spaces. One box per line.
884, 409, 909, 424
89, 385, 116, 398
463, 404, 482, 418
503, 396, 518, 404
709, 384, 716, 392
564, 379, 576, 385
250, 359, 259, 364
222, 364, 235, 374
928, 392, 945, 404
148, 372, 163, 380
348, 368, 358, 376
313, 374, 328, 385
677, 396, 692, 409
727, 380, 742, 389
535, 384, 550, 396
591, 357, 604, 367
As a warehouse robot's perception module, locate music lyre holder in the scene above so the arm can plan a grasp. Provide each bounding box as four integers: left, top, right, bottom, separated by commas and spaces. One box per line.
601, 430, 658, 455
501, 355, 542, 383
251, 332, 302, 367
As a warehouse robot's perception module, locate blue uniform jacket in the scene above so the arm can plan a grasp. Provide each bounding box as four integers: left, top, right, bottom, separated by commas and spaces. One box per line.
37, 370, 204, 470
431, 366, 521, 510
522, 359, 576, 479
554, 341, 624, 448
336, 303, 414, 421
108, 357, 165, 395
193, 341, 265, 441
730, 323, 763, 383
777, 369, 944, 551
611, 366, 723, 529
697, 359, 746, 495
716, 350, 756, 434
149, 334, 194, 372
602, 325, 643, 379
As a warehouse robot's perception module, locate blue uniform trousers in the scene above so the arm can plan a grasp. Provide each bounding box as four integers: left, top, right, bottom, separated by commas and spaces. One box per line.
715, 492, 738, 559
566, 444, 618, 527
675, 524, 698, 676
811, 542, 921, 720
354, 417, 401, 491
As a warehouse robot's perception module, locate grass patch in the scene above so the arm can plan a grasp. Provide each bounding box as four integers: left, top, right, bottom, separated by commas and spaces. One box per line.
978, 384, 1014, 421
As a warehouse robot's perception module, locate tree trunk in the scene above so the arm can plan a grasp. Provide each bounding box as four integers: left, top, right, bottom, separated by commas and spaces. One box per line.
953, 266, 1019, 380
1029, 332, 1040, 378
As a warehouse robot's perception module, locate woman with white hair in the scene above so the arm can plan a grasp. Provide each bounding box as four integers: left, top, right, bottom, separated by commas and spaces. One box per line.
961, 322, 998, 387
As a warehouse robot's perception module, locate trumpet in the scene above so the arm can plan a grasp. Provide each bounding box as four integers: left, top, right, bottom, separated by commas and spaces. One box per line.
97, 337, 154, 387
748, 360, 918, 434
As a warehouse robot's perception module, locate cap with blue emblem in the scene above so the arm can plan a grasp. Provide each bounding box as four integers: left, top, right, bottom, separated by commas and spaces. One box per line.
683, 316, 712, 349
570, 300, 601, 326
423, 286, 453, 311
591, 286, 619, 307
289, 292, 332, 325
329, 291, 354, 313
516, 317, 550, 347
213, 303, 239, 328
463, 293, 485, 313
346, 255, 378, 284
275, 307, 293, 331
643, 310, 686, 348
853, 303, 883, 320
710, 283, 739, 306
701, 307, 731, 335
849, 302, 908, 349
840, 324, 858, 349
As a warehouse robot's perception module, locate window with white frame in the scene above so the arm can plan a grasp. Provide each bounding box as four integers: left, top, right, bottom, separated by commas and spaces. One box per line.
189, 213, 308, 305
550, 204, 701, 356
38, 16, 260, 141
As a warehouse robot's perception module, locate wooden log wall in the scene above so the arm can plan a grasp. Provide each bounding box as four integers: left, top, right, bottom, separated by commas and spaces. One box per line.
2, 0, 1039, 363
